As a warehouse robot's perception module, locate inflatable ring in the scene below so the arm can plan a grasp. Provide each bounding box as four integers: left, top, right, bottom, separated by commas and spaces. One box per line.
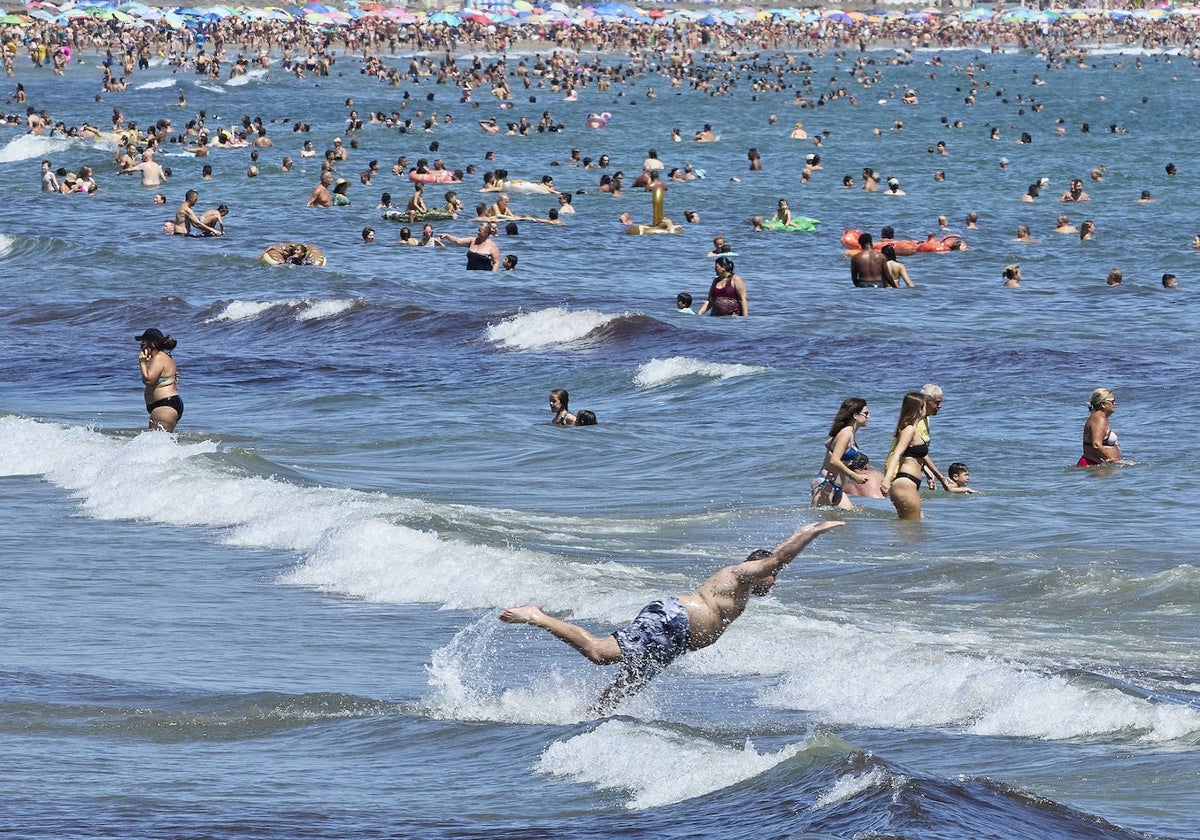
408, 170, 461, 184
505, 179, 558, 195
625, 222, 682, 235
382, 209, 455, 223
585, 111, 611, 129
842, 228, 966, 255
260, 243, 326, 266
761, 217, 820, 232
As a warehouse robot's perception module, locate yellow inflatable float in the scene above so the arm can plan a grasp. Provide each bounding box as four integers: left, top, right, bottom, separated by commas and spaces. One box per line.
259, 243, 326, 266
621, 183, 682, 235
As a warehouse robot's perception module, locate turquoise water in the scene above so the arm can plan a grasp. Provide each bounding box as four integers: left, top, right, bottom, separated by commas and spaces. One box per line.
0, 41, 1197, 838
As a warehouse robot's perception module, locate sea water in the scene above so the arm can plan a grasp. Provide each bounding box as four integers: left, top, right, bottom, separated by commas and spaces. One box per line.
0, 41, 1197, 839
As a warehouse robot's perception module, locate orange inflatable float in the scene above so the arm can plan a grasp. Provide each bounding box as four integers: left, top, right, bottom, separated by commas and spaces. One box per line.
842, 228, 967, 256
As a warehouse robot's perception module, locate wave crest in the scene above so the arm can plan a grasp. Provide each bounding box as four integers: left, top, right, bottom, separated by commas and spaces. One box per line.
485, 307, 626, 350
634, 356, 768, 388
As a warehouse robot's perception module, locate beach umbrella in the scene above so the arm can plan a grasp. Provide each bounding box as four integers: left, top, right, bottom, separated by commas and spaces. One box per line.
427, 10, 459, 25
120, 1, 158, 15
0, 12, 28, 23
512, 0, 532, 10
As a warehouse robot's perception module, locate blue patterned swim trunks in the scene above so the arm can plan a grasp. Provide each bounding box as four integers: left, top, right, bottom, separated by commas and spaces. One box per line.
611, 598, 691, 680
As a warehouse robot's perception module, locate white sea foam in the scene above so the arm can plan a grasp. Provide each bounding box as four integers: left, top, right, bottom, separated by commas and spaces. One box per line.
204, 298, 358, 323
535, 720, 808, 810
134, 78, 176, 90
205, 299, 297, 323
226, 68, 269, 86
633, 356, 768, 388
0, 233, 17, 258
485, 307, 623, 350
0, 134, 76, 163
296, 298, 357, 321
708, 612, 1200, 745
422, 617, 603, 726
811, 767, 889, 810
2, 415, 1196, 748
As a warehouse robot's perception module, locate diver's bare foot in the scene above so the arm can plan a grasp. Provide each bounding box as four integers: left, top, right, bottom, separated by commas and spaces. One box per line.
499, 605, 545, 625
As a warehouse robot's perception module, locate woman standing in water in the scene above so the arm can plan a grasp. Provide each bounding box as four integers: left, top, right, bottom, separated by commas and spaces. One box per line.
812, 397, 874, 509
882, 244, 915, 288
1078, 388, 1121, 466
696, 257, 748, 316
137, 327, 182, 432
440, 222, 500, 271
881, 392, 929, 520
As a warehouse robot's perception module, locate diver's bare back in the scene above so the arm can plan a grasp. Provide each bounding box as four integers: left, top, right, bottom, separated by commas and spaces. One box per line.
676, 568, 751, 650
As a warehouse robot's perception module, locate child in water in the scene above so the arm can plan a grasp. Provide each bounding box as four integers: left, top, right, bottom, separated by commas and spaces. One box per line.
946, 462, 977, 494
675, 292, 695, 314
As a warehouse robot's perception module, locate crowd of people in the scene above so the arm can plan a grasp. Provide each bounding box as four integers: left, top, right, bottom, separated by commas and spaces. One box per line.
10, 3, 1150, 510
804, 382, 1121, 520
7, 5, 1200, 76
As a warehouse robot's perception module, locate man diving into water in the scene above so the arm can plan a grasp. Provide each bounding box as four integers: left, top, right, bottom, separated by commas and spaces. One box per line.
499, 520, 843, 714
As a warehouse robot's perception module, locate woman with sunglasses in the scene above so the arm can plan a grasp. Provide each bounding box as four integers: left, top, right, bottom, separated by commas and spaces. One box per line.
1078, 388, 1121, 466
812, 398, 875, 509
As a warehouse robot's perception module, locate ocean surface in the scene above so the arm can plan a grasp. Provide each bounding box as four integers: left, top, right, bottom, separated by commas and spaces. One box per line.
1, 39, 1197, 839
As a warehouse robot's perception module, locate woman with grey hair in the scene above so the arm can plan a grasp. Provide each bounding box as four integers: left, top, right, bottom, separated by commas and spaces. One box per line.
917, 384, 951, 490
1078, 388, 1121, 466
